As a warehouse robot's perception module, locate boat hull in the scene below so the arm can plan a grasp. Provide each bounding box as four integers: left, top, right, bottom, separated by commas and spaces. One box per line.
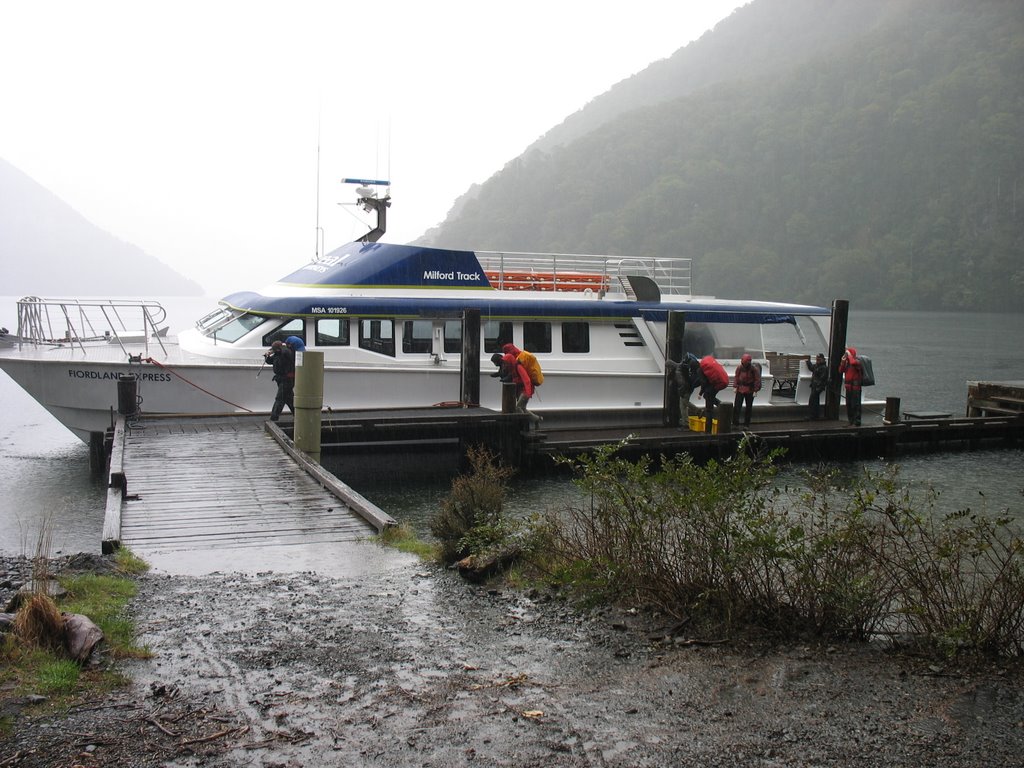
0, 353, 689, 442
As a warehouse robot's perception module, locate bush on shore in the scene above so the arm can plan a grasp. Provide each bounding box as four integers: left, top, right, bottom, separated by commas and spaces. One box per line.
529, 439, 1023, 658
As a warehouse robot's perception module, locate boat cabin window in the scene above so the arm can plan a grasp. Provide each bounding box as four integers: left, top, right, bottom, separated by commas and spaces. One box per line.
682, 323, 716, 358
315, 318, 350, 346
523, 321, 551, 354
263, 318, 305, 347
483, 321, 513, 353
709, 323, 764, 360
359, 318, 395, 356
444, 320, 462, 354
562, 322, 590, 353
402, 320, 433, 354
200, 310, 267, 343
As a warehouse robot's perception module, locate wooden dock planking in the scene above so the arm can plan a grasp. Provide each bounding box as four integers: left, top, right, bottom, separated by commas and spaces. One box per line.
114, 416, 379, 553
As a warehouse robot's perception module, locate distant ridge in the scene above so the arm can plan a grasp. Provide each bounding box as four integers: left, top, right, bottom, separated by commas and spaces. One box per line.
0, 157, 202, 296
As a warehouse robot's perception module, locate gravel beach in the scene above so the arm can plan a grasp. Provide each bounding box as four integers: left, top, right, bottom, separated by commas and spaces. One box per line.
2, 549, 1023, 767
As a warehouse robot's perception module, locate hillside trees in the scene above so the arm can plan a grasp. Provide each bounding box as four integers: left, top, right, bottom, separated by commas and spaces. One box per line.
429, 0, 1023, 311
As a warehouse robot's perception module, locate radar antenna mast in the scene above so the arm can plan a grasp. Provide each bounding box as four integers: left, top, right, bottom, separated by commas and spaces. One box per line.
342, 177, 391, 243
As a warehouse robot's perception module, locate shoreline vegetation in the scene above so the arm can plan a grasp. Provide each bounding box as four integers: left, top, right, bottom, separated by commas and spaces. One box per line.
1, 548, 149, 738
2, 441, 1021, 760
431, 442, 1024, 660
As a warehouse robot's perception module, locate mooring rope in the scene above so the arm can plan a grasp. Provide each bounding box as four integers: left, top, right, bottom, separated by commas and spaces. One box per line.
143, 357, 255, 413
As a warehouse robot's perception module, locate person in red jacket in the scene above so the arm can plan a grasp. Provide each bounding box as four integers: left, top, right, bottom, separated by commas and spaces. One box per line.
839, 347, 864, 426
699, 355, 729, 433
733, 354, 762, 427
504, 352, 541, 427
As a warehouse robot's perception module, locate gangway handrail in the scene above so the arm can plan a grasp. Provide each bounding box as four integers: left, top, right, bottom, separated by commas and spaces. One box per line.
15, 297, 169, 356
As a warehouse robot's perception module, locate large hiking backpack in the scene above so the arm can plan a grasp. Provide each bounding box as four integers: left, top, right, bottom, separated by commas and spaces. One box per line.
519, 350, 544, 386
859, 355, 875, 387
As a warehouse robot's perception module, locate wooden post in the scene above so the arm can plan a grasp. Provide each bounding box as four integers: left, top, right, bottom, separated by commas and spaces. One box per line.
884, 397, 901, 425
294, 350, 324, 463
717, 402, 734, 434
460, 308, 481, 406
664, 311, 685, 426
501, 382, 517, 413
89, 431, 106, 475
825, 299, 849, 421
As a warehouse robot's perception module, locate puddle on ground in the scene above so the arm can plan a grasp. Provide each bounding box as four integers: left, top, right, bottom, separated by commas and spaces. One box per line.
134, 538, 416, 577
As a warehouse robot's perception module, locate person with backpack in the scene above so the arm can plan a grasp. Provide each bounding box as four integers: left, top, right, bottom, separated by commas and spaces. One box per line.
668, 352, 701, 426
806, 353, 829, 420
265, 340, 295, 422
502, 343, 543, 388
502, 349, 541, 427
733, 354, 762, 427
698, 354, 729, 433
839, 347, 864, 426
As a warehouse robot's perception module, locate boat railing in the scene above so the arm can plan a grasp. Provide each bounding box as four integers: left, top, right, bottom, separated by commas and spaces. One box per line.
15, 297, 170, 356
476, 251, 691, 296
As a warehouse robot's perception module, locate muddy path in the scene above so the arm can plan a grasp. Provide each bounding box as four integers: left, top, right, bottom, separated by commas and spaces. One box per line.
6, 547, 1024, 766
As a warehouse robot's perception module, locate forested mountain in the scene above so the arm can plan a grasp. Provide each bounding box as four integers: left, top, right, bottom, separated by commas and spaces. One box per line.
0, 158, 202, 296
425, 0, 1024, 312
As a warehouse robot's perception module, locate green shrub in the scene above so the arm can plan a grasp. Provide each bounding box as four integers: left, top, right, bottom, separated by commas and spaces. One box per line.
430, 446, 514, 564
536, 441, 1024, 657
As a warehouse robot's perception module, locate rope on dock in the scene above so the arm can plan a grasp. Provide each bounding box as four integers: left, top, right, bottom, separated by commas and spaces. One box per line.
143, 357, 255, 413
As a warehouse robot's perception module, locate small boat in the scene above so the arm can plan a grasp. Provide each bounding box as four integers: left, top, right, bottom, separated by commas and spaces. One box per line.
0, 185, 833, 442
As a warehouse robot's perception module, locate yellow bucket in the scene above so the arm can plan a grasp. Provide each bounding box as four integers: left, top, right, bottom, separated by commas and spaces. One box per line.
688, 416, 719, 434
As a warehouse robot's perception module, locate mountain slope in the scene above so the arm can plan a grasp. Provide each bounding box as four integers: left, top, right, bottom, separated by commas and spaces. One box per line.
426, 0, 1024, 312
0, 157, 202, 296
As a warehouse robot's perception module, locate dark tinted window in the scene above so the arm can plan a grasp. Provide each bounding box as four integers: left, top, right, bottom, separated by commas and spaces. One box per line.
402, 320, 433, 354
262, 318, 304, 346
562, 322, 590, 353
315, 318, 349, 346
483, 320, 513, 353
359, 318, 395, 356
523, 321, 551, 353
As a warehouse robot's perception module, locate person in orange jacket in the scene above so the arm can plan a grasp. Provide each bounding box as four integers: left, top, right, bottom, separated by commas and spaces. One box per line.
839, 347, 864, 426
503, 351, 541, 427
733, 353, 762, 427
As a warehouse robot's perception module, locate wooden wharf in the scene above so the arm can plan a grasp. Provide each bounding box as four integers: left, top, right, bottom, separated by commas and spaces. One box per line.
99, 381, 1023, 553
102, 413, 395, 555
528, 412, 1024, 463
276, 399, 1024, 466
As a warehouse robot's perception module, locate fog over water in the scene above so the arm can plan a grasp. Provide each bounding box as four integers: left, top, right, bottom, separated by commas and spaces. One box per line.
0, 304, 1021, 556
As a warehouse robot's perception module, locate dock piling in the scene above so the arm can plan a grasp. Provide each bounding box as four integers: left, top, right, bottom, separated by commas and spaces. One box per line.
294, 350, 324, 462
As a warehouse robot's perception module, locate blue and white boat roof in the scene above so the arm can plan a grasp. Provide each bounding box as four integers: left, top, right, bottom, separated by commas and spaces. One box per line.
218, 241, 830, 325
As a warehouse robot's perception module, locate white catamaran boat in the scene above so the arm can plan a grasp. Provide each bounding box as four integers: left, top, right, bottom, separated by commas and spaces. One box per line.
0, 183, 835, 443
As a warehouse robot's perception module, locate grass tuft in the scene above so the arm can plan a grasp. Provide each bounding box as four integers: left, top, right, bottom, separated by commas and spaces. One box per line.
13, 594, 64, 652
378, 523, 439, 560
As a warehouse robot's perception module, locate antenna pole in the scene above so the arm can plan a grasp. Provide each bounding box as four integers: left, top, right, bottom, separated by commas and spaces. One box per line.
315, 113, 322, 258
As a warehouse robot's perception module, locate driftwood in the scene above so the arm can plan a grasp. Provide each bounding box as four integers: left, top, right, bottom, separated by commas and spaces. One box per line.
454, 545, 523, 583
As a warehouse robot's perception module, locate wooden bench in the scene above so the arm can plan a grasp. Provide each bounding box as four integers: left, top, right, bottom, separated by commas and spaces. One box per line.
766, 353, 810, 395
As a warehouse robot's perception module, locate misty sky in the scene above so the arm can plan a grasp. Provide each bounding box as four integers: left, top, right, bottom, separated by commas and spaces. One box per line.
1, 0, 746, 297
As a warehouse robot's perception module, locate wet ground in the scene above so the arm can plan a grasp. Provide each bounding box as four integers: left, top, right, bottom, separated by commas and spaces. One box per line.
4, 545, 1024, 766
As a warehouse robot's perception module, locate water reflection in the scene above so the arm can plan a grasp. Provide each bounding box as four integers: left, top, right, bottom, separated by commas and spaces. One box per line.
322, 445, 585, 537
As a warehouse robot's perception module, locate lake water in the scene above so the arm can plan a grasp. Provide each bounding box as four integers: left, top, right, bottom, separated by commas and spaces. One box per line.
1, 303, 1021, 555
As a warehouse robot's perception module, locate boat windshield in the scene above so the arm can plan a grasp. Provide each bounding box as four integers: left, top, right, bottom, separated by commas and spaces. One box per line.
196, 307, 267, 343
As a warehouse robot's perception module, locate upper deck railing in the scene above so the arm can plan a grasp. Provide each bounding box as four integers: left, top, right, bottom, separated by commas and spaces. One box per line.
475, 251, 691, 296
15, 297, 169, 356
